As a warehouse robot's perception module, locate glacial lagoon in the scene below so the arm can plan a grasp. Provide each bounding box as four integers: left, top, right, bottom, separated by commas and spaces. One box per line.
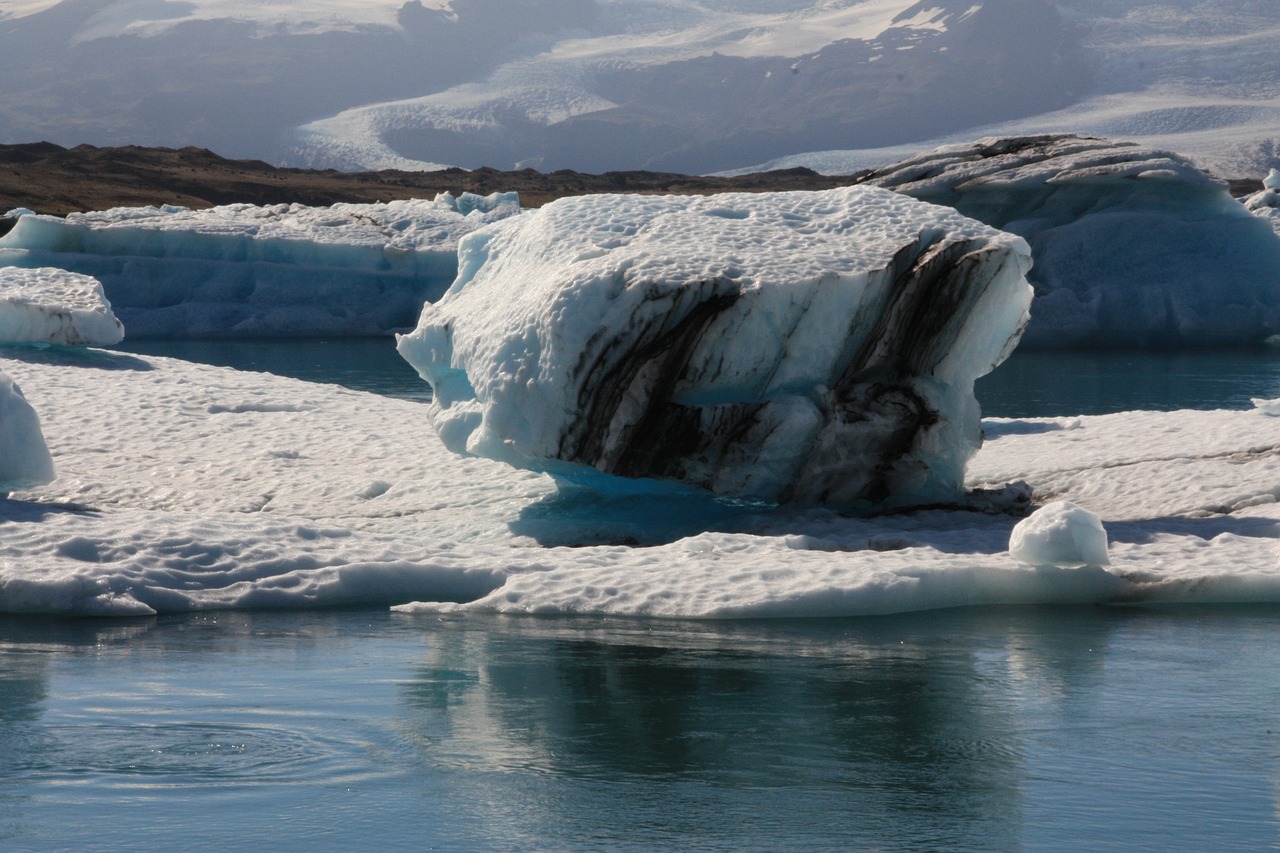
3, 606, 1280, 852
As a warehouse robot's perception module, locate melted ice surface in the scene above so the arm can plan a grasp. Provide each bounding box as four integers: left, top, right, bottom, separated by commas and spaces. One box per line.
3, 349, 1279, 617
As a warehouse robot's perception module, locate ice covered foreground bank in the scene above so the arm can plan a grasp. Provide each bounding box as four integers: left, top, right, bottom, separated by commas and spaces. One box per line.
862, 136, 1280, 348
4, 351, 1280, 617
398, 186, 1032, 508
0, 193, 519, 337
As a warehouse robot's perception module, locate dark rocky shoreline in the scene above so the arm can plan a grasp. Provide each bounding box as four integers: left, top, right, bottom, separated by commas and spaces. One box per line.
0, 141, 879, 217
1, 139, 1264, 225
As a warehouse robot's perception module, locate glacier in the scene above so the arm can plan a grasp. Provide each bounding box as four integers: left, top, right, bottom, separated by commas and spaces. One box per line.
397, 186, 1032, 508
861, 135, 1280, 347
0, 192, 519, 338
0, 266, 124, 346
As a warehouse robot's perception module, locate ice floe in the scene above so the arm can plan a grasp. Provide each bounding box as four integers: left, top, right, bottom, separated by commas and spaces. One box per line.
2, 349, 1279, 617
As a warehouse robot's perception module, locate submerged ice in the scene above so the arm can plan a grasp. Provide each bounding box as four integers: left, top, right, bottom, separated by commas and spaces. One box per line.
398, 186, 1032, 508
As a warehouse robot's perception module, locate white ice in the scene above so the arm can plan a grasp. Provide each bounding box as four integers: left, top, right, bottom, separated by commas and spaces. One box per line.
1009, 501, 1110, 568
0, 371, 53, 494
0, 193, 520, 337
0, 267, 124, 345
3, 349, 1280, 616
397, 185, 1032, 508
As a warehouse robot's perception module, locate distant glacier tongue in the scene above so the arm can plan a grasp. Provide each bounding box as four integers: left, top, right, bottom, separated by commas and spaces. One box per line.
398, 186, 1032, 509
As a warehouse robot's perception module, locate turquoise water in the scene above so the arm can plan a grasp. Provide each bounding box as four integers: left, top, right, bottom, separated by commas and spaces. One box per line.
6, 340, 1271, 849
3, 607, 1279, 852
111, 338, 1280, 417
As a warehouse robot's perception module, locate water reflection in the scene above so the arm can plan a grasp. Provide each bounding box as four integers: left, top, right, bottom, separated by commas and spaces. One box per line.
395, 608, 1123, 850
977, 348, 1280, 417
1, 608, 1276, 851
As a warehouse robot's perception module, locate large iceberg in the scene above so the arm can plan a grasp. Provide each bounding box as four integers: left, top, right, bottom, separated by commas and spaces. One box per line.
0, 193, 520, 338
398, 186, 1032, 508
0, 267, 124, 345
862, 135, 1280, 348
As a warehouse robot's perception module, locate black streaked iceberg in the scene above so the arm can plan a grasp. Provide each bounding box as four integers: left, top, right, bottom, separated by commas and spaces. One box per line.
398, 186, 1032, 509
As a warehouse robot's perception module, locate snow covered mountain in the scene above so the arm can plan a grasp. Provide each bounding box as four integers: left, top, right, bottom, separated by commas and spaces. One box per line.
0, 0, 1277, 177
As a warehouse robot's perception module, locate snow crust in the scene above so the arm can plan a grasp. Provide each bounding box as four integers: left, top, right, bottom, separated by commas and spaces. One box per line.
0, 193, 519, 338
1009, 500, 1110, 567
397, 185, 1032, 508
0, 371, 53, 494
0, 267, 124, 345
4, 349, 1280, 617
862, 135, 1280, 347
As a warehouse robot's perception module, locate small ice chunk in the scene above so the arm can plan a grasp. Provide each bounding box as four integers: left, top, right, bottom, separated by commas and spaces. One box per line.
1264, 169, 1280, 192
1252, 397, 1280, 416
0, 267, 124, 345
1009, 500, 1110, 567
0, 372, 55, 493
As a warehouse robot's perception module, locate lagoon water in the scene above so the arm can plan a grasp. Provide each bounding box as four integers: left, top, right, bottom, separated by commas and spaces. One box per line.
113, 338, 1280, 417
4, 607, 1280, 852
4, 339, 1280, 851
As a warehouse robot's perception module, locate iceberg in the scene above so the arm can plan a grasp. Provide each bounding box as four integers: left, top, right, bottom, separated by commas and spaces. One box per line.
0, 193, 520, 338
0, 267, 124, 345
0, 372, 54, 494
397, 186, 1032, 508
862, 135, 1280, 347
